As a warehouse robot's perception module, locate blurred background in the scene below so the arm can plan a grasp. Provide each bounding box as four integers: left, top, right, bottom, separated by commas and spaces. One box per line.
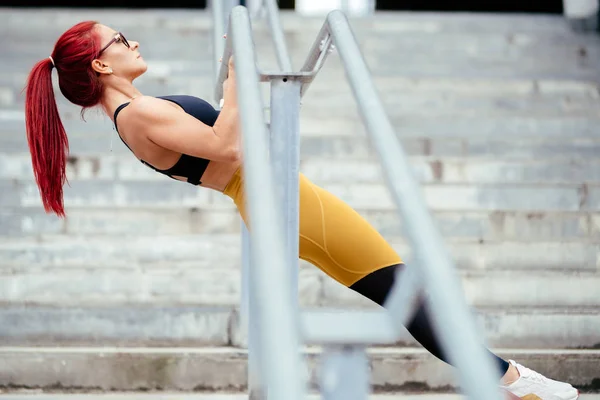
0, 0, 599, 399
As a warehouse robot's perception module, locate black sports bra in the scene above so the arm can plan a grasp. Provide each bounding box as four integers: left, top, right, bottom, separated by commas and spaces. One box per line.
113, 95, 220, 185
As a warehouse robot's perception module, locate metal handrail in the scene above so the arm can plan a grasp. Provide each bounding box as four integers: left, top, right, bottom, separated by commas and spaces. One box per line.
213, 4, 506, 400
263, 0, 293, 71
210, 0, 235, 82
309, 11, 505, 400
214, 0, 292, 102
222, 6, 306, 400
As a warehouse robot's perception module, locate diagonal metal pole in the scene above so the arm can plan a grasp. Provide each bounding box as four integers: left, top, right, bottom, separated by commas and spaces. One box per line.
325, 10, 504, 400
211, 2, 262, 398
264, 0, 293, 71
228, 6, 306, 400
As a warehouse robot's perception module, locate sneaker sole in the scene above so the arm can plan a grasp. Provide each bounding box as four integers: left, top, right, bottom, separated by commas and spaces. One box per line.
519, 389, 579, 400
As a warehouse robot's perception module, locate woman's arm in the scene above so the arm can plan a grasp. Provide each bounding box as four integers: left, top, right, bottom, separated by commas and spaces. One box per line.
127, 59, 241, 162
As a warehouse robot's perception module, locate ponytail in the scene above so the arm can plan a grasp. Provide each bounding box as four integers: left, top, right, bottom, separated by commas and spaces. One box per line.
23, 20, 102, 217
25, 57, 69, 217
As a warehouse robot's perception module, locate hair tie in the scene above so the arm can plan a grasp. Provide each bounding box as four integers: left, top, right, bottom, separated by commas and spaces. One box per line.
48, 56, 55, 68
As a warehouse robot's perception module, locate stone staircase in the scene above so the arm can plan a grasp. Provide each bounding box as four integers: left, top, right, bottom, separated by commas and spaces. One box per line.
0, 7, 599, 398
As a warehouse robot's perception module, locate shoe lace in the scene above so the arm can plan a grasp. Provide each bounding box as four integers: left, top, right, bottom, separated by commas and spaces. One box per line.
521, 366, 549, 384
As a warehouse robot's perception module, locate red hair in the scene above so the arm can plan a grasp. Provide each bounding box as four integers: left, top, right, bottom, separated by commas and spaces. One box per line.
25, 20, 103, 217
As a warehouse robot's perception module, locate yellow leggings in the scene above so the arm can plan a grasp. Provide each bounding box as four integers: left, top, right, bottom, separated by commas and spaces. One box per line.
223, 167, 402, 287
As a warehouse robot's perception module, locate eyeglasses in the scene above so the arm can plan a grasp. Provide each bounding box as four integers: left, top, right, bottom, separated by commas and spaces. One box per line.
98, 32, 130, 55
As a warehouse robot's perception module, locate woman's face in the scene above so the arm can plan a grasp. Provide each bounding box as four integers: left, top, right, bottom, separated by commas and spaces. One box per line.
93, 24, 147, 81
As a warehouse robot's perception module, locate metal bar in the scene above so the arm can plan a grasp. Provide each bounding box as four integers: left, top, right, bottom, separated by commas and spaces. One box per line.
320, 346, 370, 400
325, 10, 504, 400
301, 310, 396, 345
299, 23, 334, 97
210, 0, 226, 83
240, 222, 251, 334
264, 0, 293, 71
228, 6, 305, 400
300, 21, 331, 72
226, 0, 242, 16
213, 0, 240, 85
269, 76, 302, 323
341, 0, 350, 12
383, 265, 422, 332
248, 258, 264, 400
214, 27, 233, 102
246, 0, 266, 18
260, 71, 315, 82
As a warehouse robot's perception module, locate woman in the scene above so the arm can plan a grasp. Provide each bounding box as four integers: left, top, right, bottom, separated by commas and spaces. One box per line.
24, 21, 578, 400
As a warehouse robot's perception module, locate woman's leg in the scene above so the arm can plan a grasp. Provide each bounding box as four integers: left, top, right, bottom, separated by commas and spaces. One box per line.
349, 263, 510, 375
293, 173, 510, 376
226, 170, 509, 376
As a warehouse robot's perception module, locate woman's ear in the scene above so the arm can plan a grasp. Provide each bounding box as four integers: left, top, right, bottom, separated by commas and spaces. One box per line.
91, 59, 113, 75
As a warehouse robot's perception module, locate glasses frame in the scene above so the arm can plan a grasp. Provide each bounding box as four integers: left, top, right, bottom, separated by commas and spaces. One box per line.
98, 32, 130, 56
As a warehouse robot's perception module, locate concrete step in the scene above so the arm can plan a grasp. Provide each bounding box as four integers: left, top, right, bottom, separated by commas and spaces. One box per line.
0, 347, 597, 392
4, 73, 600, 101
300, 136, 600, 160
1, 233, 599, 271
296, 115, 600, 139
10, 395, 600, 400
5, 154, 600, 184
3, 130, 600, 160
305, 76, 600, 98
301, 158, 600, 184
6, 80, 600, 118
2, 109, 599, 139
5, 18, 596, 58
0, 120, 600, 164
299, 93, 600, 119
3, 395, 598, 400
0, 9, 585, 36
6, 96, 599, 122
0, 9, 583, 34
5, 395, 599, 400
1, 178, 598, 212
4, 75, 599, 118
8, 42, 596, 85
4, 13, 599, 79
0, 305, 598, 350
0, 248, 598, 307
3, 206, 599, 241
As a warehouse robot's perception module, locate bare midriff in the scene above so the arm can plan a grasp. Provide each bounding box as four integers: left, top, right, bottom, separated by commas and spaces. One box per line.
197, 158, 242, 192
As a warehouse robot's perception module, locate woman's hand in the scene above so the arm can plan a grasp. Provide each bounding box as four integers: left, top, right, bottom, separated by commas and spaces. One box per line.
222, 55, 237, 107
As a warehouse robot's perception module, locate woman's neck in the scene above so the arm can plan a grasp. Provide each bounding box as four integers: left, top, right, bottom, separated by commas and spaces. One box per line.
101, 85, 143, 120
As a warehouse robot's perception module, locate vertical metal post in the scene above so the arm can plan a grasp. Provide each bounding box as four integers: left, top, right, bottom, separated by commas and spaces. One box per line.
269, 77, 302, 306
247, 74, 303, 400
320, 346, 370, 400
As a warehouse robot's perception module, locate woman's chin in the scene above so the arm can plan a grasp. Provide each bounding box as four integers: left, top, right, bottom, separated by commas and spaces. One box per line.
132, 64, 149, 80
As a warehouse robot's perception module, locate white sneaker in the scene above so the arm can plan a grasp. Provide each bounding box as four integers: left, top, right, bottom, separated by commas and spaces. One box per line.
502, 360, 579, 400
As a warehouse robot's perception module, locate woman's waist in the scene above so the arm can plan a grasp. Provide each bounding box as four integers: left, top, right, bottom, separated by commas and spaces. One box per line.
206, 160, 242, 195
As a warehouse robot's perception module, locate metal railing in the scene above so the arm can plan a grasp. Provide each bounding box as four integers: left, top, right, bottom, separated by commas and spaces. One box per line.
210, 3, 506, 399
212, 0, 292, 85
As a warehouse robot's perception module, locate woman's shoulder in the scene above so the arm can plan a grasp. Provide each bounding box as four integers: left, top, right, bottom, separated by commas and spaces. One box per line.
125, 94, 218, 123
122, 96, 179, 125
